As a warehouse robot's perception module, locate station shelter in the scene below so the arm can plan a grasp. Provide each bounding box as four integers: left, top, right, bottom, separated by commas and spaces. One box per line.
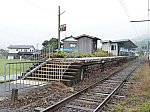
101, 39, 137, 56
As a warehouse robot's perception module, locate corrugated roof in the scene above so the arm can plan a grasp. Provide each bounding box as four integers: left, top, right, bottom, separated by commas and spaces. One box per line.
7, 45, 34, 49
101, 39, 137, 48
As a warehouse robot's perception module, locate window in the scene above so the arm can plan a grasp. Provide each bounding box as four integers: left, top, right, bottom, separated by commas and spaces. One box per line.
111, 45, 116, 50
70, 43, 76, 48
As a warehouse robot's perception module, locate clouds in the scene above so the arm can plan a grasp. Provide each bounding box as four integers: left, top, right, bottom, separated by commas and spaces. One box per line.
0, 0, 148, 49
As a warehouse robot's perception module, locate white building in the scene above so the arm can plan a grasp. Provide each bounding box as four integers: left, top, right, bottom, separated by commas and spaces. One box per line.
101, 39, 137, 56
7, 45, 35, 59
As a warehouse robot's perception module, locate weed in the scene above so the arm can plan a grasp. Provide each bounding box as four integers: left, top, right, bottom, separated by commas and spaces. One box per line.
139, 100, 150, 112
110, 104, 125, 112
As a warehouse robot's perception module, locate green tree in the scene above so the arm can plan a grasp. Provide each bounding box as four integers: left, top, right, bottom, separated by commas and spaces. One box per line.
42, 38, 58, 50
0, 49, 8, 57
42, 40, 49, 47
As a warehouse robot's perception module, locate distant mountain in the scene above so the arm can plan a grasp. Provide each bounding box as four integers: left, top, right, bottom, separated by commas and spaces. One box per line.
131, 34, 150, 51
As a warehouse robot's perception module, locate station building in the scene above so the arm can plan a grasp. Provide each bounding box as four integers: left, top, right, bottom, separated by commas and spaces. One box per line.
101, 39, 137, 56
61, 34, 101, 53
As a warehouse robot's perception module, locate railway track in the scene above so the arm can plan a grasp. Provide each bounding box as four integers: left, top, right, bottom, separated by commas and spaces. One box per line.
0, 59, 142, 112
40, 60, 142, 112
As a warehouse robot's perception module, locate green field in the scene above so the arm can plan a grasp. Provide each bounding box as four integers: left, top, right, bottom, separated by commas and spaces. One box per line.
0, 59, 31, 76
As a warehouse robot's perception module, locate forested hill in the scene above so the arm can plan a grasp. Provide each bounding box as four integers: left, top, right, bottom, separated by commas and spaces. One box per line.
131, 34, 150, 51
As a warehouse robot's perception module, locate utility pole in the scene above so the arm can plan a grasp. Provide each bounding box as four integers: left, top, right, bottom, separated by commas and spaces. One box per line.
58, 6, 65, 51
58, 6, 60, 51
148, 0, 150, 53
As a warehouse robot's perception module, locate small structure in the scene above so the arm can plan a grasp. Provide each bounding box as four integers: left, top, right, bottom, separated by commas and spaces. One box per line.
61, 35, 78, 52
101, 39, 137, 56
61, 34, 101, 53
7, 45, 35, 59
76, 34, 101, 53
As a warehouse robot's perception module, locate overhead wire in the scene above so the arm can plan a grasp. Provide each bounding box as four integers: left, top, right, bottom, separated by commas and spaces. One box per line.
140, 13, 149, 19
25, 0, 56, 13
119, 0, 131, 20
118, 0, 140, 38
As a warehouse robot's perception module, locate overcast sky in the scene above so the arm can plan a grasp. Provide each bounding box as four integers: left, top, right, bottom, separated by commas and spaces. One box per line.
0, 0, 149, 49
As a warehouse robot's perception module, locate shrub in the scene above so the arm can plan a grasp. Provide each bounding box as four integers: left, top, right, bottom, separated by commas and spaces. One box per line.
93, 49, 112, 57
53, 51, 67, 58
139, 100, 150, 112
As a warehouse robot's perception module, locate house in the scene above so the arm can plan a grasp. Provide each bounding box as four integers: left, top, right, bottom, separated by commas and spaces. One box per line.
101, 39, 137, 56
61, 35, 78, 52
61, 34, 101, 53
7, 45, 35, 59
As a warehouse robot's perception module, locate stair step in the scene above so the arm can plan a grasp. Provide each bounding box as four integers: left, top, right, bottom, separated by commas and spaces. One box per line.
26, 77, 60, 81
46, 64, 80, 67
31, 73, 75, 79
31, 73, 61, 76
47, 62, 72, 64
26, 77, 73, 83
62, 75, 75, 79
36, 70, 76, 74
41, 67, 68, 70
41, 67, 79, 71
66, 68, 79, 72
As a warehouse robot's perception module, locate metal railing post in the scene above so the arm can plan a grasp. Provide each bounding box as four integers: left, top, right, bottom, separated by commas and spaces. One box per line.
4, 63, 7, 100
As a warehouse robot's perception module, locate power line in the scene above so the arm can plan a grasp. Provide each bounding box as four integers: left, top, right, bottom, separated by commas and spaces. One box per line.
25, 0, 56, 13
119, 0, 131, 20
118, 0, 139, 37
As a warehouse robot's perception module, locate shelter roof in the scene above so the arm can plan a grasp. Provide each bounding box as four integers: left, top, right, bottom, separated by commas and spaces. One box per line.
101, 39, 137, 48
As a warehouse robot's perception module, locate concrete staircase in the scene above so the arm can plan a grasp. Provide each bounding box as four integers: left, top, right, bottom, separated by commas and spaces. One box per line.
24, 60, 82, 86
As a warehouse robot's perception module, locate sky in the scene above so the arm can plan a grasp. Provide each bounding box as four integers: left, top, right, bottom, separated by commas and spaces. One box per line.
0, 0, 149, 49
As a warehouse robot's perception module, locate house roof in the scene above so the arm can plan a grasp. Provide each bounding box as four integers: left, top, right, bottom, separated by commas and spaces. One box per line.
101, 39, 137, 49
7, 45, 35, 49
75, 34, 101, 40
61, 35, 78, 42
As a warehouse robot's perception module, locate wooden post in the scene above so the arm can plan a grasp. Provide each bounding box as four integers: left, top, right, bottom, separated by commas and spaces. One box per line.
11, 88, 18, 103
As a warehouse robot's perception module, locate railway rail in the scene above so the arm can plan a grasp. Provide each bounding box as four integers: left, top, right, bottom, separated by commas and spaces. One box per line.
40, 60, 142, 112
0, 57, 143, 112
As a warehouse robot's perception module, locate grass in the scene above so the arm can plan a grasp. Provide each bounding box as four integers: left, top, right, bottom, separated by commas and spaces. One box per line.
0, 79, 15, 84
110, 62, 150, 112
0, 59, 31, 76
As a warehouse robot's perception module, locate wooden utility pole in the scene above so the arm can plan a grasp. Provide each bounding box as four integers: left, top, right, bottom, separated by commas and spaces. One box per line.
58, 6, 60, 51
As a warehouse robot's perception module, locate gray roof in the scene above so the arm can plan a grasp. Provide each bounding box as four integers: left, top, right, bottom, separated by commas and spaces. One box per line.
61, 35, 77, 42
7, 45, 35, 49
75, 34, 101, 40
101, 39, 137, 48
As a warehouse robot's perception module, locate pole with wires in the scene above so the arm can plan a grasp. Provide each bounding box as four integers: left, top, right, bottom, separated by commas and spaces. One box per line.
148, 0, 150, 66
58, 6, 60, 51
148, 0, 150, 53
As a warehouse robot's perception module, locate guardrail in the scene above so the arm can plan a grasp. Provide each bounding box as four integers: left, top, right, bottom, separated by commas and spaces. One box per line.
2, 61, 45, 99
